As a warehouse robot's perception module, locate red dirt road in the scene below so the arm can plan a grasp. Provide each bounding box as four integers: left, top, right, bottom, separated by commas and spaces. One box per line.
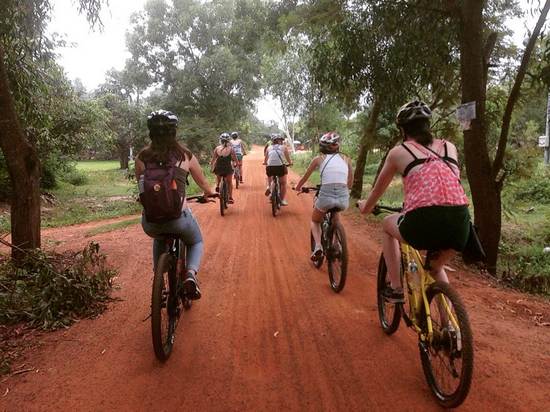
1, 148, 549, 411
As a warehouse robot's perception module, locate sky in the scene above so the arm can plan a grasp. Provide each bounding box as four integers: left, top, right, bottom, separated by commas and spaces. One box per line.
48, 0, 540, 126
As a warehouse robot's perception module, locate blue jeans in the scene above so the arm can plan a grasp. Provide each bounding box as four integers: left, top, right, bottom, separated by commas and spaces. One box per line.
141, 209, 204, 273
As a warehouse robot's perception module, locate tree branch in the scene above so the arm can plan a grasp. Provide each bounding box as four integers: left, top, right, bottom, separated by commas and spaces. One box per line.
492, 0, 550, 184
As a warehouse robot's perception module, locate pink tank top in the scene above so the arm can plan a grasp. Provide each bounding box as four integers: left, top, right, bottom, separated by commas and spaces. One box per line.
402, 141, 469, 213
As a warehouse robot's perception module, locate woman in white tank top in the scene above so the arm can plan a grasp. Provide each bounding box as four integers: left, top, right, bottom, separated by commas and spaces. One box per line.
295, 132, 353, 261
264, 134, 293, 205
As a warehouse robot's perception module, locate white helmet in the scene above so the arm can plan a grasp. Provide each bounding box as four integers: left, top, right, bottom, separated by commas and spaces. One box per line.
320, 132, 340, 146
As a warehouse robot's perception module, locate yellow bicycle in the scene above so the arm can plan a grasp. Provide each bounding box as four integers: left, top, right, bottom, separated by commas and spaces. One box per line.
374, 205, 474, 408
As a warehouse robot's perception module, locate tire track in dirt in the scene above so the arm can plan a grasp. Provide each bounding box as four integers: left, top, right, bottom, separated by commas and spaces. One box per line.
1, 147, 549, 411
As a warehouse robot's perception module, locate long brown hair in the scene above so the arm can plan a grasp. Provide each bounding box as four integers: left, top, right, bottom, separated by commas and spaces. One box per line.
138, 129, 192, 163
402, 118, 433, 146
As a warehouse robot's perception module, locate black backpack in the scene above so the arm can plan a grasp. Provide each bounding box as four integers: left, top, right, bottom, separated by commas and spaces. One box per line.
139, 154, 183, 223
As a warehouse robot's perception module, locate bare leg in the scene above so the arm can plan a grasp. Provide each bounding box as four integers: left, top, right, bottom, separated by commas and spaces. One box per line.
381, 214, 406, 289
429, 250, 454, 284
280, 175, 288, 201
226, 175, 233, 199
311, 208, 325, 248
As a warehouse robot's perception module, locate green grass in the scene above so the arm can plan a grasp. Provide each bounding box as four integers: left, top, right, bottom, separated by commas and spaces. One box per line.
0, 161, 217, 233
85, 217, 141, 237
75, 160, 123, 171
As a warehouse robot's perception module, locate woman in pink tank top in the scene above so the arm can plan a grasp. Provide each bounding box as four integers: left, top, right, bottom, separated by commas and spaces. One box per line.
357, 101, 471, 303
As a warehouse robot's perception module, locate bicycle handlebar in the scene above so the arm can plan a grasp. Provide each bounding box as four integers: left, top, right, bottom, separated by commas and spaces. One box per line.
186, 194, 219, 203
372, 204, 403, 215
293, 186, 320, 195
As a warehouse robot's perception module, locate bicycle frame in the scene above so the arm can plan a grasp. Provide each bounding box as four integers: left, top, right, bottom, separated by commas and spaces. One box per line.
400, 243, 460, 344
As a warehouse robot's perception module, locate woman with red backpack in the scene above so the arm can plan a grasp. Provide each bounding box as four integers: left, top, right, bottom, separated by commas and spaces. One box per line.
135, 110, 216, 300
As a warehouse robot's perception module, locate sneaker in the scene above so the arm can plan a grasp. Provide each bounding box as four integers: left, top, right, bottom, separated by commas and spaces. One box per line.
215, 186, 220, 193
280, 200, 288, 206
382, 286, 405, 304
240, 178, 243, 183
183, 272, 202, 300
228, 198, 234, 204
264, 188, 271, 196
310, 246, 323, 262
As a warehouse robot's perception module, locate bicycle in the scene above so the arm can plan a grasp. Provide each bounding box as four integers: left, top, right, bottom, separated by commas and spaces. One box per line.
300, 186, 348, 292
218, 177, 229, 216
270, 175, 282, 217
373, 204, 474, 408
151, 194, 217, 362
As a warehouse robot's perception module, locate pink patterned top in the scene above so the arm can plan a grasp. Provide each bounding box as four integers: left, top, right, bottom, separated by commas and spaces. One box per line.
402, 140, 469, 213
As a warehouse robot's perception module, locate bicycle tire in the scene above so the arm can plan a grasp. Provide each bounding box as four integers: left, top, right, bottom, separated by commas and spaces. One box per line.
219, 181, 226, 216
271, 179, 278, 217
327, 222, 348, 293
310, 231, 324, 268
376, 253, 402, 334
235, 174, 239, 189
151, 252, 176, 362
419, 281, 474, 408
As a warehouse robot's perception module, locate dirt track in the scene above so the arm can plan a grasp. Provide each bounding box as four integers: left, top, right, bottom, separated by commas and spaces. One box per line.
1, 147, 549, 411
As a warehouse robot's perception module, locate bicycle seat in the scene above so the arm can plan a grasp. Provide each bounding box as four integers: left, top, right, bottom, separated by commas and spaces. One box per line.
327, 207, 343, 213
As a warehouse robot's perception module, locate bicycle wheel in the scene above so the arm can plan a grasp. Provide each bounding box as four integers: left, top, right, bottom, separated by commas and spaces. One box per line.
271, 180, 278, 217
327, 222, 348, 293
151, 252, 177, 362
419, 281, 474, 408
310, 231, 324, 268
376, 253, 402, 334
219, 181, 226, 216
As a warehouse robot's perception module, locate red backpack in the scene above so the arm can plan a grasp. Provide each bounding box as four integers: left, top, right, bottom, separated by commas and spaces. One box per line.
139, 154, 184, 223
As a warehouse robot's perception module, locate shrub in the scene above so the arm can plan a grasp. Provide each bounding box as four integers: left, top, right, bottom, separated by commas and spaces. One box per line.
513, 177, 550, 204
0, 242, 116, 330
62, 169, 89, 186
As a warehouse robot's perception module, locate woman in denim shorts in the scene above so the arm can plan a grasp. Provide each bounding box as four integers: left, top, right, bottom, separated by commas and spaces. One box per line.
295, 132, 354, 261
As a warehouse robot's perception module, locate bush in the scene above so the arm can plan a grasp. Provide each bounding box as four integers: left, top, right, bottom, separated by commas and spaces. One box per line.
513, 177, 550, 204
0, 242, 116, 330
64, 169, 89, 186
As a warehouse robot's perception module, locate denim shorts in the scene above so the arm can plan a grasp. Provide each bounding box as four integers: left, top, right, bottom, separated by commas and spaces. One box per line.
314, 184, 350, 212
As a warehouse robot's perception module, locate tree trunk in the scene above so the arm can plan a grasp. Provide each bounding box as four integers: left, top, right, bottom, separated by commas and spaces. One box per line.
117, 134, 130, 169
0, 46, 41, 260
350, 98, 381, 198
458, 2, 501, 274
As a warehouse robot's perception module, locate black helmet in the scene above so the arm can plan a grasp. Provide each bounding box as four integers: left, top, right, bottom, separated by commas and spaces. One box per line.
231, 131, 239, 139
396, 100, 431, 126
147, 110, 178, 129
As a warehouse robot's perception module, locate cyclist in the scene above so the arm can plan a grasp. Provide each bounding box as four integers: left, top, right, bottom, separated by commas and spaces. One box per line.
135, 110, 216, 300
211, 132, 238, 204
295, 132, 353, 261
264, 133, 292, 205
358, 100, 470, 303
230, 131, 247, 183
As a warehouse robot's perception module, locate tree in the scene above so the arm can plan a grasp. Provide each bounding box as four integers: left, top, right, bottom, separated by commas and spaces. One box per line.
442, 0, 550, 273
293, 0, 462, 197
0, 0, 106, 260
125, 0, 267, 157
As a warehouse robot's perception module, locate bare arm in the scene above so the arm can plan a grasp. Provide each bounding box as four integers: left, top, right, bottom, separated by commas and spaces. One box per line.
346, 156, 354, 189
358, 150, 398, 214
284, 147, 292, 165
210, 148, 218, 170
295, 157, 322, 192
135, 157, 145, 179
189, 155, 215, 196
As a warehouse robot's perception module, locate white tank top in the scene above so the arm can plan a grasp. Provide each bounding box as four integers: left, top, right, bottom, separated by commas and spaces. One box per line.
320, 154, 348, 185
267, 145, 285, 166
231, 140, 243, 154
